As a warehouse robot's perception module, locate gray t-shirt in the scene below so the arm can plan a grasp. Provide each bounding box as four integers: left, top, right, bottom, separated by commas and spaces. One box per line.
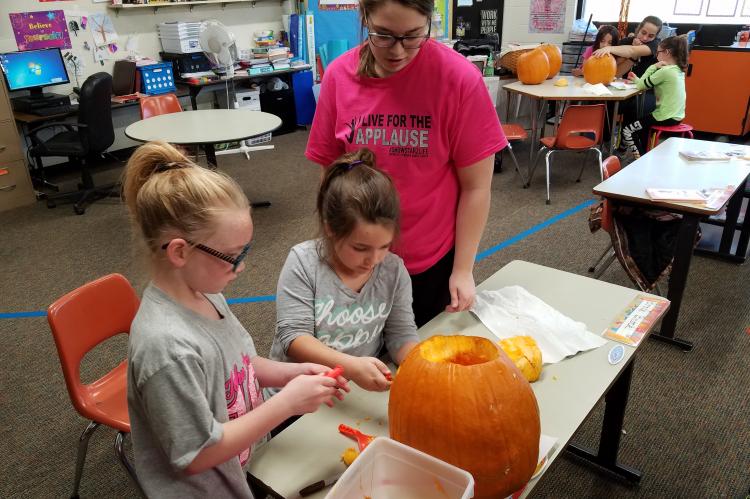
127, 283, 262, 499
269, 240, 419, 366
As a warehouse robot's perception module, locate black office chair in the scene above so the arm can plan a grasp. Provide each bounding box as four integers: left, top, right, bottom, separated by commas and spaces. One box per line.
29, 72, 118, 215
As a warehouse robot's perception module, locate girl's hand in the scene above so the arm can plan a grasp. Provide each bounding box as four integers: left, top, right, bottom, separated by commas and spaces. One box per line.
348, 357, 392, 392
276, 374, 345, 415
592, 46, 612, 58
626, 71, 637, 82
294, 362, 350, 391
446, 270, 475, 313
571, 67, 583, 77
632, 38, 643, 46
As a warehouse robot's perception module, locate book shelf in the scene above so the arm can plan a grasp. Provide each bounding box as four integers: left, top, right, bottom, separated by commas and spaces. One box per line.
108, 0, 260, 15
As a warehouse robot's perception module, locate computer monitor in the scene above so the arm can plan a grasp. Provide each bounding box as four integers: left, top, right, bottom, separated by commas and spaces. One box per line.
0, 47, 70, 99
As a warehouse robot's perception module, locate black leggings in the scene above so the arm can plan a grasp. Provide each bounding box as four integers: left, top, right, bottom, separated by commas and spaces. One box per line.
621, 113, 680, 155
410, 248, 454, 328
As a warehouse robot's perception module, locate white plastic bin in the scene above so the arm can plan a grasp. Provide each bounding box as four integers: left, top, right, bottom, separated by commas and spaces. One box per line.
325, 437, 474, 499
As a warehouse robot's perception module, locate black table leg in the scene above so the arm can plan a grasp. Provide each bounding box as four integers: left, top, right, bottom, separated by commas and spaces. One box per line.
189, 86, 200, 110
649, 213, 699, 351
694, 178, 749, 263
566, 361, 642, 483
204, 143, 217, 168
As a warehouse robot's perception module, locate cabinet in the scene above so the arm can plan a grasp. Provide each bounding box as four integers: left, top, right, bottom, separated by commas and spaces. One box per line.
0, 83, 34, 212
685, 45, 750, 136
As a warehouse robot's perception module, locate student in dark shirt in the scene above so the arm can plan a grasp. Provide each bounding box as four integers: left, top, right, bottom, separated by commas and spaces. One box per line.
591, 16, 663, 77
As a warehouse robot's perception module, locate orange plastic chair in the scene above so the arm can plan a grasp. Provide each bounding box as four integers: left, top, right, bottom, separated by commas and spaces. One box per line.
528, 104, 606, 204
588, 156, 623, 278
139, 92, 182, 119
647, 123, 694, 151
47, 274, 144, 498
500, 123, 529, 187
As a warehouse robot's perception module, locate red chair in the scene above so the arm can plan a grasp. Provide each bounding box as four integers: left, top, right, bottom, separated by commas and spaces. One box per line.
500, 123, 529, 186
139, 93, 182, 119
528, 104, 606, 204
47, 274, 144, 498
588, 156, 623, 278
647, 123, 694, 151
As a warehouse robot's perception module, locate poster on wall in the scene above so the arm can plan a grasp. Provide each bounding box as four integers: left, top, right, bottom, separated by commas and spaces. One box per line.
674, 0, 704, 15
529, 0, 567, 34
9, 10, 72, 51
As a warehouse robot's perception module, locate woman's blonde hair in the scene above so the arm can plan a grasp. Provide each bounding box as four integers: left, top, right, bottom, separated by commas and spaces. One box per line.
122, 141, 249, 253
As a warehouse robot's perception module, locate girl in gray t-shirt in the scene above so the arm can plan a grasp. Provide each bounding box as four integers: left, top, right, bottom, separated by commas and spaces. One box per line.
270, 148, 419, 392
122, 142, 347, 498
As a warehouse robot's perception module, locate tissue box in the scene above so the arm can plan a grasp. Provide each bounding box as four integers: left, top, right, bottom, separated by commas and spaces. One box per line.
325, 437, 474, 499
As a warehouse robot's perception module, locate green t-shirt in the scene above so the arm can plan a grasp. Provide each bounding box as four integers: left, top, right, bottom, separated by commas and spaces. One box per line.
634, 64, 686, 122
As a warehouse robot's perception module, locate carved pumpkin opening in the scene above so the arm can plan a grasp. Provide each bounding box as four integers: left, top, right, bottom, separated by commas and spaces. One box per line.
420, 335, 499, 365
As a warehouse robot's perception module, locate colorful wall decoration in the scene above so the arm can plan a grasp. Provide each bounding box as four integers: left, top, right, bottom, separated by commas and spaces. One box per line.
9, 10, 72, 51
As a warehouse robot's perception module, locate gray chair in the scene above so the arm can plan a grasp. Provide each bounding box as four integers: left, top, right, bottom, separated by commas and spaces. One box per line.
29, 72, 117, 215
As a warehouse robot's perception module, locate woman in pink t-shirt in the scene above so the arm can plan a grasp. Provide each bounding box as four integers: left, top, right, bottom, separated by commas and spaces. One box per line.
306, 0, 507, 327
571, 25, 620, 77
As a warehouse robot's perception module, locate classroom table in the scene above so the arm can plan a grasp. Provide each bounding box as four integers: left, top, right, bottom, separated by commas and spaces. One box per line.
124, 109, 281, 168
593, 137, 750, 351
247, 260, 669, 498
503, 77, 642, 163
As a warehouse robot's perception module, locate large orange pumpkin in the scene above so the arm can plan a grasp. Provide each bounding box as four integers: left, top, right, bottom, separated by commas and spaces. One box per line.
516, 48, 549, 85
389, 335, 541, 498
539, 44, 562, 79
583, 54, 617, 85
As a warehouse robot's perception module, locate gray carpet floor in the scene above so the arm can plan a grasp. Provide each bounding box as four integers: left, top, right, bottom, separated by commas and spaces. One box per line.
1, 129, 748, 498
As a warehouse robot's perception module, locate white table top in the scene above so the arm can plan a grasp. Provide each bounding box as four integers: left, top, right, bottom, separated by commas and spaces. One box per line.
503, 77, 642, 101
247, 260, 667, 499
124, 109, 281, 145
593, 137, 750, 215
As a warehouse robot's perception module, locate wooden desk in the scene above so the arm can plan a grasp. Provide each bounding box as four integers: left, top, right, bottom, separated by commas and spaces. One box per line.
593, 137, 750, 350
181, 66, 312, 110
247, 260, 668, 498
503, 78, 642, 161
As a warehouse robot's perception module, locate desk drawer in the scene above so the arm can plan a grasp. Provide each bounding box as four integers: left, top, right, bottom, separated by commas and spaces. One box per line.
0, 160, 35, 212
0, 120, 23, 163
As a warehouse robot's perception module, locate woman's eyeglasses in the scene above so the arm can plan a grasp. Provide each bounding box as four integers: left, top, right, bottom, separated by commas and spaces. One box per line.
368, 24, 431, 49
161, 239, 252, 272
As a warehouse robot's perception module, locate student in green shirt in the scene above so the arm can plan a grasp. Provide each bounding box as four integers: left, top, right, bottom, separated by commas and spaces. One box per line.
620, 36, 688, 160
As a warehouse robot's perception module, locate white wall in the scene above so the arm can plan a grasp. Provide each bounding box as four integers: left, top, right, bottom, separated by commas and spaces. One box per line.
1, 0, 283, 152
502, 0, 578, 47
0, 0, 284, 96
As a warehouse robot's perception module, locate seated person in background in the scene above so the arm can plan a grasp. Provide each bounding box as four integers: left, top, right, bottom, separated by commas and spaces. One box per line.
592, 16, 663, 78
269, 147, 419, 394
620, 35, 687, 159
572, 25, 620, 77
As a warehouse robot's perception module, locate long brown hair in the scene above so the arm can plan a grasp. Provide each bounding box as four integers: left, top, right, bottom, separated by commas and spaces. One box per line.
316, 148, 400, 260
122, 141, 249, 254
593, 25, 620, 51
659, 35, 689, 72
357, 0, 433, 77
636, 15, 663, 35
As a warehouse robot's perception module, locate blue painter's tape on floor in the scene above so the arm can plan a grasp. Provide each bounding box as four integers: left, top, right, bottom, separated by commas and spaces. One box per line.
0, 199, 596, 320
476, 199, 596, 262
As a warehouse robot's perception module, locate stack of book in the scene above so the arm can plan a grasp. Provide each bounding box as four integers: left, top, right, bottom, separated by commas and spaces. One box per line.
268, 47, 291, 71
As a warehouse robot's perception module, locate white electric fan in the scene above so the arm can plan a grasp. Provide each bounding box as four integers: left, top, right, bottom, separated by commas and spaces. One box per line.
200, 20, 237, 78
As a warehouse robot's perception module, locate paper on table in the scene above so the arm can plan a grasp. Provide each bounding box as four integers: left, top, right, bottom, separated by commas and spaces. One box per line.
582, 82, 612, 96
471, 286, 607, 363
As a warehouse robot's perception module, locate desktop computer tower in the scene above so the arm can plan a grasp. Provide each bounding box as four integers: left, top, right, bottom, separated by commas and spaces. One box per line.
260, 88, 297, 135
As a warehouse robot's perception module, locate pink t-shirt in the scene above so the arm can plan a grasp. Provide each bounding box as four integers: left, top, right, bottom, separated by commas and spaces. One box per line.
306, 40, 507, 274
582, 45, 594, 61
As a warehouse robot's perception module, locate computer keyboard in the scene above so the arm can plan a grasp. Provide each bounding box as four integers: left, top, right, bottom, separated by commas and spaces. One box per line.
32, 105, 76, 116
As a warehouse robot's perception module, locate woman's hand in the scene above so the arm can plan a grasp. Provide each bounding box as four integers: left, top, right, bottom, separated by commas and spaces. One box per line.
592, 46, 613, 58
276, 374, 345, 415
446, 270, 476, 313
347, 357, 392, 392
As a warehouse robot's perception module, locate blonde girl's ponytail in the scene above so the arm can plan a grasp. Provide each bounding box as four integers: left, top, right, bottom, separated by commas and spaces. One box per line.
122, 141, 249, 253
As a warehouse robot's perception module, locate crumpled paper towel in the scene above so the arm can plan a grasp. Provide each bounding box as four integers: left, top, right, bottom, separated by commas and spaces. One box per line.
582, 82, 613, 96
471, 286, 607, 364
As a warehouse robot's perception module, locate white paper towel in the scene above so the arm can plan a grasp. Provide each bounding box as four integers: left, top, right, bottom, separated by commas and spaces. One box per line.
471, 286, 606, 363
582, 82, 613, 96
